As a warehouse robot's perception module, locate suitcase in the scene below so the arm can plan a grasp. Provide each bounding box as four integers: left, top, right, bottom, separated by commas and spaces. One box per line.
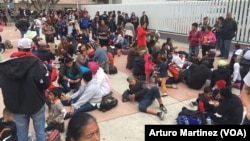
46, 129, 61, 141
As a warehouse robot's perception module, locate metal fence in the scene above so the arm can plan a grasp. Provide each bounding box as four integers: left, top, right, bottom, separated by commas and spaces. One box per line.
83, 0, 250, 44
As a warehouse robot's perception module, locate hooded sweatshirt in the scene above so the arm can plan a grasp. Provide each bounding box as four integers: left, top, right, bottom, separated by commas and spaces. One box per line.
0, 52, 50, 115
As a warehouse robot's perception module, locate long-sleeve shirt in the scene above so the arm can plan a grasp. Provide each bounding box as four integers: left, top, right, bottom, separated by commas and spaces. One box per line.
232, 62, 241, 82
71, 79, 102, 109
93, 68, 112, 97
188, 30, 202, 46
201, 31, 216, 45
47, 99, 65, 124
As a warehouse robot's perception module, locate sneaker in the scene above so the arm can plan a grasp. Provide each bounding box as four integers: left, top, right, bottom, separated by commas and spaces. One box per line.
172, 84, 178, 89
160, 105, 167, 113
189, 101, 197, 107
158, 111, 165, 120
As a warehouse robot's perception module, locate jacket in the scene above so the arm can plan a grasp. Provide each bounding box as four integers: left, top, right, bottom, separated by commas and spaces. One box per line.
188, 30, 202, 46
201, 31, 216, 45
137, 26, 147, 47
0, 52, 50, 115
129, 81, 148, 102
221, 18, 237, 40
196, 93, 214, 113
210, 67, 231, 87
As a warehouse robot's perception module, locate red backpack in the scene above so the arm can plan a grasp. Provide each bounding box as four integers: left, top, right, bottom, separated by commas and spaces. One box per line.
168, 64, 179, 80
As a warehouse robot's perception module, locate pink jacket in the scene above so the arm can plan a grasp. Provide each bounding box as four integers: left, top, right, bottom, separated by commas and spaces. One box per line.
201, 31, 216, 45
145, 61, 154, 74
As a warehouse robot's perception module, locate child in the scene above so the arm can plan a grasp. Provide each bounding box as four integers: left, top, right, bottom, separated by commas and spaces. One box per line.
145, 55, 154, 84
45, 87, 66, 133
0, 108, 17, 141
196, 86, 218, 114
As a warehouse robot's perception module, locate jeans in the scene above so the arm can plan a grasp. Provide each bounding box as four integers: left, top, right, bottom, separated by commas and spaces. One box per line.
62, 97, 97, 119
20, 30, 28, 38
35, 27, 40, 37
59, 79, 81, 93
139, 86, 160, 112
14, 105, 46, 141
220, 39, 232, 58
188, 46, 199, 59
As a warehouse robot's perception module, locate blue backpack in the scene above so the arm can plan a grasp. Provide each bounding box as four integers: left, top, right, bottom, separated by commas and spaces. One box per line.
176, 107, 205, 125
176, 115, 203, 125
81, 18, 89, 29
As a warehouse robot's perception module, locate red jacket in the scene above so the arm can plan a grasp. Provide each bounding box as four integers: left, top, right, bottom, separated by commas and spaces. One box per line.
188, 30, 202, 46
137, 26, 147, 47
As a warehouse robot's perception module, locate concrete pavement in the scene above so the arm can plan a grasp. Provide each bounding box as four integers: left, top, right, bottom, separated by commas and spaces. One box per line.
0, 25, 242, 141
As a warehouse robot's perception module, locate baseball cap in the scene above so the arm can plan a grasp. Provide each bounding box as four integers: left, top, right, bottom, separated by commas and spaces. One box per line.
18, 38, 32, 49
215, 80, 226, 89
218, 60, 227, 67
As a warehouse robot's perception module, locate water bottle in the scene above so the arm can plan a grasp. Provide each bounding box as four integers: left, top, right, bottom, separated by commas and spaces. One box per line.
206, 116, 212, 125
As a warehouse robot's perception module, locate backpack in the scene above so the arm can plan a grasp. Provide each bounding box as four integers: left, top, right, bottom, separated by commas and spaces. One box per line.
109, 65, 118, 74
0, 119, 17, 141
176, 107, 205, 125
3, 40, 13, 49
168, 64, 180, 80
81, 18, 89, 29
99, 94, 118, 112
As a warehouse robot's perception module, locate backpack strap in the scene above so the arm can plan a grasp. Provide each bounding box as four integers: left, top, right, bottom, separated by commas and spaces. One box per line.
0, 128, 11, 137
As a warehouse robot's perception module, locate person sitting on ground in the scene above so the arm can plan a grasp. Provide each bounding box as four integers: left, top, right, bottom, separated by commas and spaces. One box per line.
103, 46, 114, 66
93, 43, 109, 74
126, 42, 138, 70
0, 108, 17, 141
45, 87, 66, 133
210, 87, 243, 125
133, 49, 146, 81
196, 86, 218, 114
66, 112, 100, 141
212, 79, 227, 101
58, 36, 71, 64
125, 75, 167, 120
58, 57, 82, 93
88, 61, 112, 97
190, 80, 226, 107
210, 59, 231, 88
113, 30, 124, 57
75, 48, 89, 68
62, 71, 102, 120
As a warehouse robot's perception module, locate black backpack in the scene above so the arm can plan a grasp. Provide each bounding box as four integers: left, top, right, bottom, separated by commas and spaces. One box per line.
0, 118, 17, 141
99, 94, 118, 112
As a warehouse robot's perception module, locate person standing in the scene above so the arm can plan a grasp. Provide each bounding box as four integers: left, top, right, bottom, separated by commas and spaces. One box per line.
140, 11, 149, 31
188, 22, 202, 59
0, 38, 51, 141
15, 15, 30, 38
219, 12, 237, 59
137, 22, 153, 50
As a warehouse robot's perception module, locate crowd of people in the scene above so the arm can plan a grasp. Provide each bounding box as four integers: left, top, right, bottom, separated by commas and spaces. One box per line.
0, 6, 249, 141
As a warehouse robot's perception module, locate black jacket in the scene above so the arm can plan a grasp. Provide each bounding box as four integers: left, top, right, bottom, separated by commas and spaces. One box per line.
221, 18, 237, 40
0, 54, 50, 115
129, 81, 148, 102
36, 47, 52, 63
210, 67, 231, 88
15, 19, 30, 31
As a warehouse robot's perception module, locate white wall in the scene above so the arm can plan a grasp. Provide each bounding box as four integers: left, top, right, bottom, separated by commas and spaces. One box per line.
84, 0, 250, 44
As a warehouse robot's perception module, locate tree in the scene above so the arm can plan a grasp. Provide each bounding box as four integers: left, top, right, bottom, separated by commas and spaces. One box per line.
3, 0, 60, 11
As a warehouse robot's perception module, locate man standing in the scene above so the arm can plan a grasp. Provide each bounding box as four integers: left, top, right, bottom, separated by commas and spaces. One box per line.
140, 11, 149, 30
15, 15, 30, 38
188, 22, 202, 59
0, 38, 51, 141
219, 12, 237, 59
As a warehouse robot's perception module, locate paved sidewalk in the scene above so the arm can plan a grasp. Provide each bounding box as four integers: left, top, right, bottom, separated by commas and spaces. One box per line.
0, 25, 242, 141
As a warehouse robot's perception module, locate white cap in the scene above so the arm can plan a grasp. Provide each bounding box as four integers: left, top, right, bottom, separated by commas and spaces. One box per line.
18, 38, 32, 49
